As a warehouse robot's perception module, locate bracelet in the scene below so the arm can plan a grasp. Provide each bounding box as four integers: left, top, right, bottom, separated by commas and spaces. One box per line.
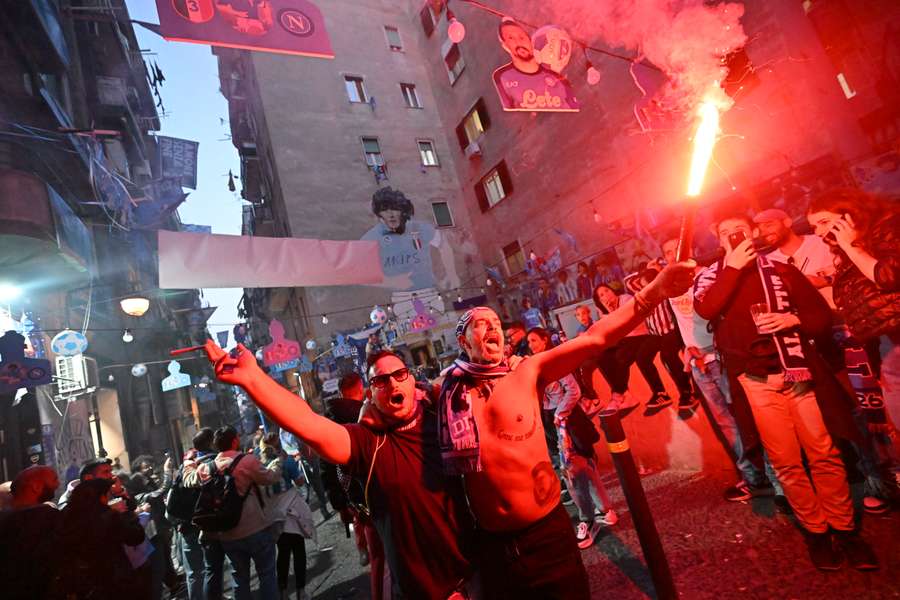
633, 289, 656, 316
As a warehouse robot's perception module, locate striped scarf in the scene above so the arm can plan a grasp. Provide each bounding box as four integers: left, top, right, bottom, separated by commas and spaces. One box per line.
438, 355, 509, 475
694, 256, 811, 382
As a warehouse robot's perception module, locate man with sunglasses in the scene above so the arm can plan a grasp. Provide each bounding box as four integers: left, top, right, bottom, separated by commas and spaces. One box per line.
439, 260, 697, 599
203, 344, 475, 600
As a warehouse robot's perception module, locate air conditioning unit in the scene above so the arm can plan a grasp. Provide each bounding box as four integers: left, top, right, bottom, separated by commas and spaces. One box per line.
55, 355, 98, 396
464, 141, 482, 159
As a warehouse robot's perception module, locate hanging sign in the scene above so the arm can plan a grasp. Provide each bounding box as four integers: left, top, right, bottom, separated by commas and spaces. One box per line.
0, 332, 52, 394
262, 320, 300, 366
492, 19, 579, 112
157, 136, 199, 189
156, 0, 334, 59
161, 360, 191, 392
270, 358, 300, 373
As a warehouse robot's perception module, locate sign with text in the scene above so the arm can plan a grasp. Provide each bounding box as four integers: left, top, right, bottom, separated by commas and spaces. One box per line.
156, 0, 334, 59
157, 136, 199, 189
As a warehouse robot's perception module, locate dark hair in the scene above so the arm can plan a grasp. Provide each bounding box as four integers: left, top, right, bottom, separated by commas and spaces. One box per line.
338, 372, 363, 394
67, 478, 113, 510
506, 321, 526, 333
262, 431, 280, 449
807, 188, 894, 254
498, 18, 527, 41
712, 209, 753, 236
193, 427, 215, 453
592, 283, 618, 313
366, 350, 405, 371
213, 426, 239, 453
371, 187, 414, 233
525, 327, 552, 353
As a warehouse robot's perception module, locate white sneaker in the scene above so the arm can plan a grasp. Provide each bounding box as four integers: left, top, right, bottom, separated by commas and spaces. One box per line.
576, 521, 597, 549
619, 391, 638, 409
595, 509, 618, 526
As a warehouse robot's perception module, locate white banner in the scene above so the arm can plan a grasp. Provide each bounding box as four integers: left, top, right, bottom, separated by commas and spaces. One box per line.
158, 230, 384, 289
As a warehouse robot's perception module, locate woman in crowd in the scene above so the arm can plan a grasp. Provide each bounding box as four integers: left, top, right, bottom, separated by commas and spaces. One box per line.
526, 327, 618, 550
260, 432, 313, 600
808, 190, 900, 433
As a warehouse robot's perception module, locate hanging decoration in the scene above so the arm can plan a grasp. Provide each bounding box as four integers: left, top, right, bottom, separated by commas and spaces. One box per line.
409, 299, 438, 332
492, 18, 579, 112
51, 329, 89, 357
262, 320, 301, 369
0, 332, 52, 394
370, 305, 388, 325
305, 339, 317, 351
161, 360, 191, 392
155, 0, 335, 59
131, 363, 148, 378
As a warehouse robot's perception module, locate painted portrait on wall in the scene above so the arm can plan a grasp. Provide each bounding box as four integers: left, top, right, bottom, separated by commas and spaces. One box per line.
492, 19, 579, 112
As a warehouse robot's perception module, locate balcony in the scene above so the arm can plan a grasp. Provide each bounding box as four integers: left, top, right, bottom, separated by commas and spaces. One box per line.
0, 169, 94, 292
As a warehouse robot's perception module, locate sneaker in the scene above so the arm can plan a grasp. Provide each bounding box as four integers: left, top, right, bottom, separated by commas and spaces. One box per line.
804, 531, 843, 571
677, 392, 699, 410
834, 530, 879, 571
595, 509, 618, 526
607, 392, 623, 412
575, 521, 600, 549
862, 496, 890, 515
645, 392, 673, 410
724, 480, 775, 502
619, 391, 639, 410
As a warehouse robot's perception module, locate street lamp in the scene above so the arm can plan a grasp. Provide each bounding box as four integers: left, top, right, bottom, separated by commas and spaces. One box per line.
120, 295, 150, 317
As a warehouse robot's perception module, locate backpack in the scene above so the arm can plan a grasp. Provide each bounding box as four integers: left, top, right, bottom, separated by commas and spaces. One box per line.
191, 453, 257, 532
166, 455, 214, 525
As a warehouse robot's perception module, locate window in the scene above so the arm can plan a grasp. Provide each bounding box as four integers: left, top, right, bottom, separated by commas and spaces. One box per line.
431, 201, 454, 227
456, 98, 491, 150
344, 76, 367, 103
361, 137, 384, 166
384, 26, 403, 51
420, 4, 436, 36
400, 83, 422, 108
503, 241, 526, 275
418, 140, 439, 166
443, 44, 465, 84
475, 161, 513, 211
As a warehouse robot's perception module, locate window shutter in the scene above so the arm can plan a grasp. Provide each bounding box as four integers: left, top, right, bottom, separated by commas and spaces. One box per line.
497, 161, 513, 196
474, 181, 490, 212
455, 121, 468, 151
420, 6, 435, 36
476, 98, 491, 132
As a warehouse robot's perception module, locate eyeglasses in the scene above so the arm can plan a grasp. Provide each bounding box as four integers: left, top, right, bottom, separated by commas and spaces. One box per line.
369, 367, 410, 389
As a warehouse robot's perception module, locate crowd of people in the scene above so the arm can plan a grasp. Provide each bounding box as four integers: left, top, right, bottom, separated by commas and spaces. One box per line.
1, 187, 897, 599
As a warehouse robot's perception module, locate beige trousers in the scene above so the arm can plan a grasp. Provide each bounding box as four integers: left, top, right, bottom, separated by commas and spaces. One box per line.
738, 373, 854, 533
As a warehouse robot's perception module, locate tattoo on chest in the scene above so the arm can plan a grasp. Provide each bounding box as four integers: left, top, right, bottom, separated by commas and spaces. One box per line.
497, 406, 538, 442
531, 461, 558, 507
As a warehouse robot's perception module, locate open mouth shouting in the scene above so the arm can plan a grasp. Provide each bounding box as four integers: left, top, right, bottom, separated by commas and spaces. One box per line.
389, 391, 406, 407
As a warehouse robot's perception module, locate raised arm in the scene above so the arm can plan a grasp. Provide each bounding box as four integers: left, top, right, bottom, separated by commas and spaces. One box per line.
204, 341, 351, 464
531, 261, 696, 385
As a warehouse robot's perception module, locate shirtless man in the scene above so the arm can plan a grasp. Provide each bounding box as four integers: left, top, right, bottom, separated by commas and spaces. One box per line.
439, 260, 696, 599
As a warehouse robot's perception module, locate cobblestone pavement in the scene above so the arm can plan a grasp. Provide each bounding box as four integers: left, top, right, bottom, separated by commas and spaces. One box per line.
300, 469, 899, 600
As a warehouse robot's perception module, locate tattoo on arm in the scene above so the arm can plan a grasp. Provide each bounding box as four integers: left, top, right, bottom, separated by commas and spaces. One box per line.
531, 461, 559, 507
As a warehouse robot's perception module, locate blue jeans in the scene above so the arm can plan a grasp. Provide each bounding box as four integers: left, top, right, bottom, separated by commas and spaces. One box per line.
202, 537, 225, 600
221, 527, 279, 600
693, 360, 780, 490
178, 526, 204, 600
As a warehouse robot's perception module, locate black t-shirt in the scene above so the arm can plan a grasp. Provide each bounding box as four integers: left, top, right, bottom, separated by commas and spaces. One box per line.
344, 404, 474, 599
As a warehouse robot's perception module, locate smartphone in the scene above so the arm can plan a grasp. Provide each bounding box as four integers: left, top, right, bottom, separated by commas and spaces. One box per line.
824, 214, 847, 243
728, 231, 747, 249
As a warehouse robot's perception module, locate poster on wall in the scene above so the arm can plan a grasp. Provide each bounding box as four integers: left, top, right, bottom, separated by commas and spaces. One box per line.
156, 0, 334, 59
492, 19, 579, 112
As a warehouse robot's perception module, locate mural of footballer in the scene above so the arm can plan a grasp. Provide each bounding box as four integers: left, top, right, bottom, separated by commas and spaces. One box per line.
492, 18, 580, 112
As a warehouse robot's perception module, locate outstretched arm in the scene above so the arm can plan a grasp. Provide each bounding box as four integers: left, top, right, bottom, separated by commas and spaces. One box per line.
531, 261, 696, 385
205, 341, 351, 464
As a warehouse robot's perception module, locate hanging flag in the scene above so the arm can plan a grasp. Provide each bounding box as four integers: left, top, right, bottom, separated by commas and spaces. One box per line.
157, 136, 199, 189
182, 224, 212, 234
156, 0, 334, 59
134, 178, 188, 228
485, 266, 506, 287
216, 330, 230, 348
553, 228, 579, 253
